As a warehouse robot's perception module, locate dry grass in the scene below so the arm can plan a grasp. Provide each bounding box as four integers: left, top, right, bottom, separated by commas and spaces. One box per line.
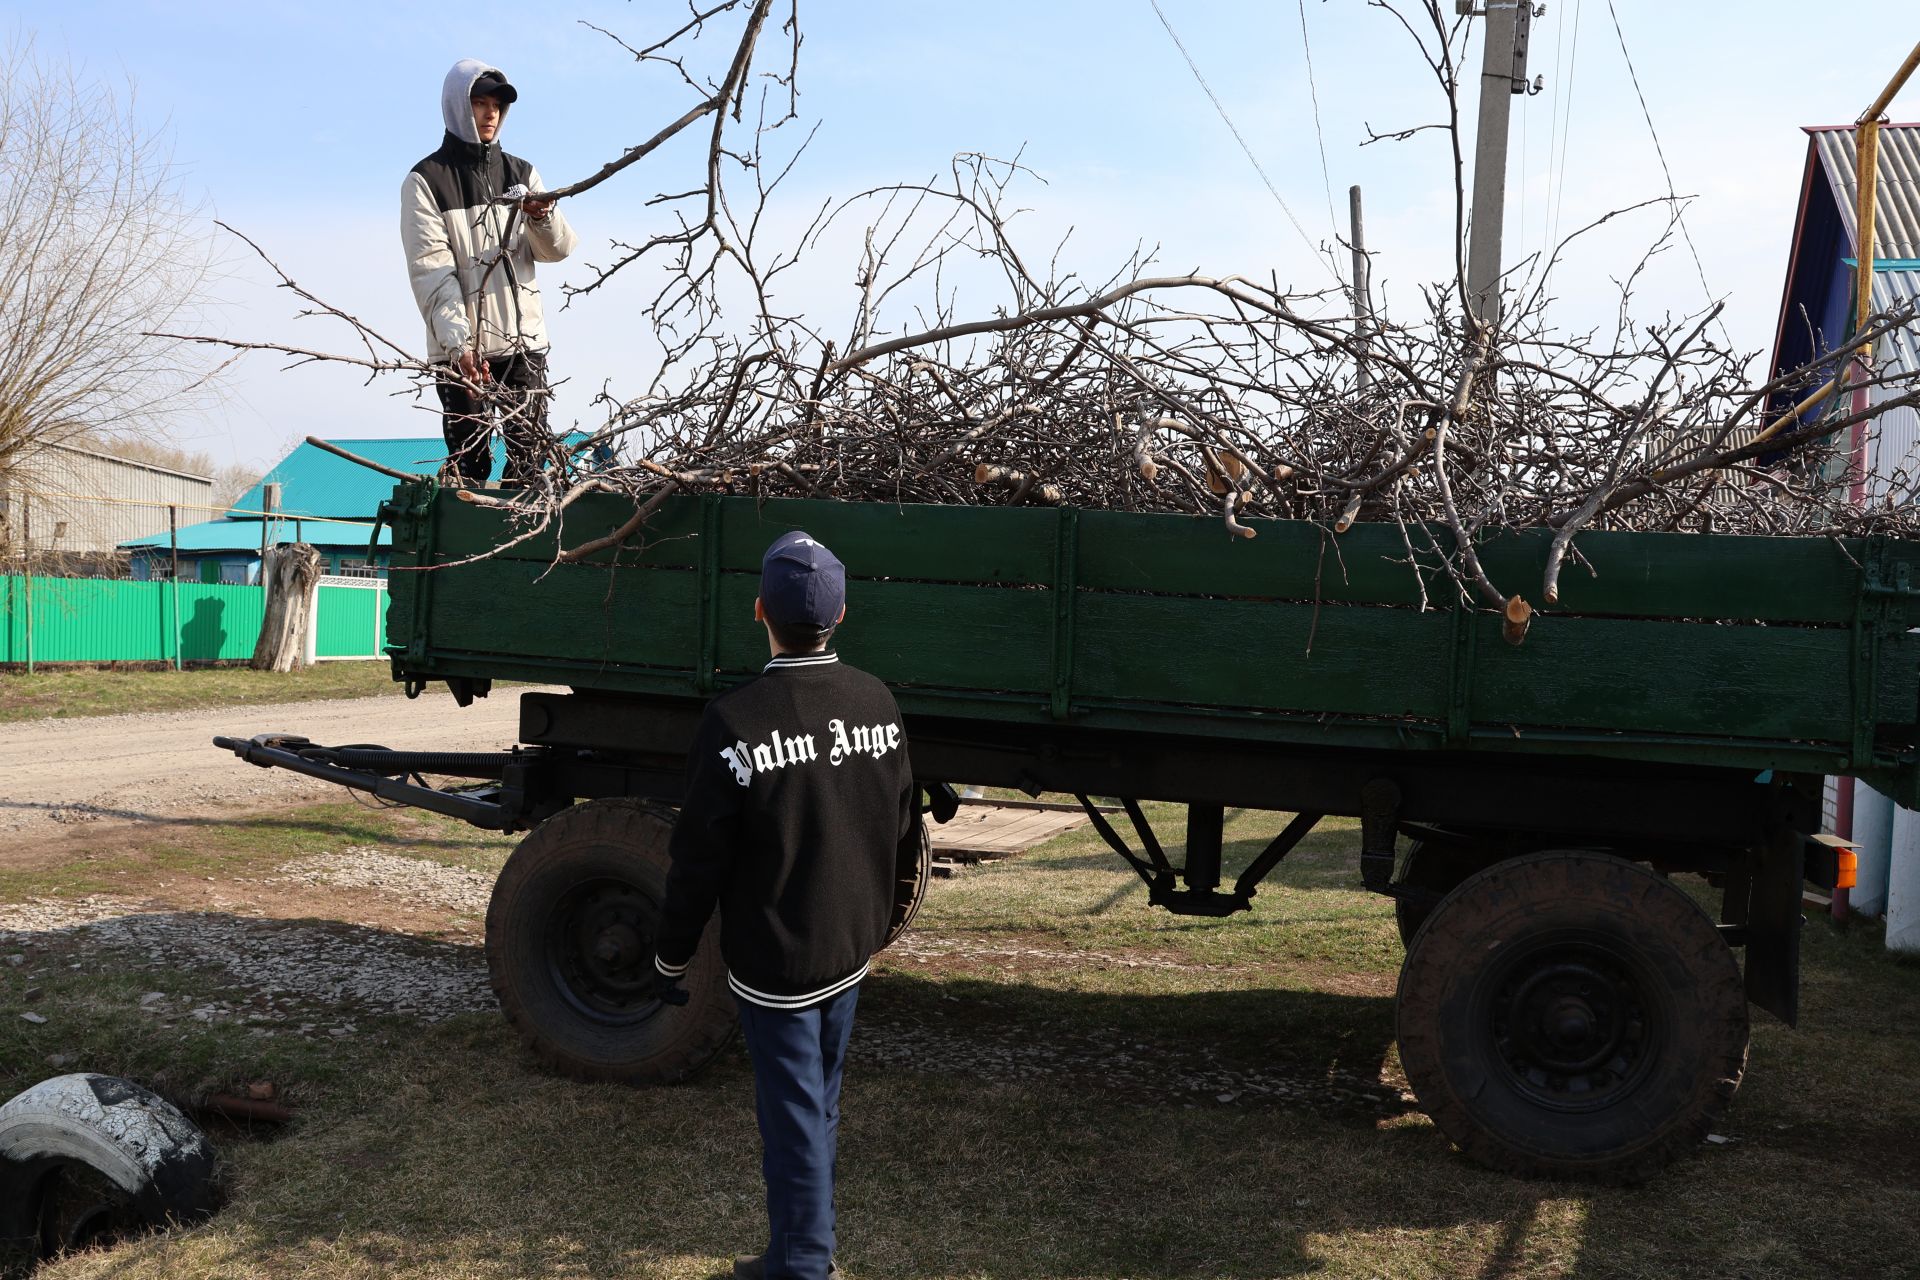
2, 802, 1917, 1278
0, 662, 402, 723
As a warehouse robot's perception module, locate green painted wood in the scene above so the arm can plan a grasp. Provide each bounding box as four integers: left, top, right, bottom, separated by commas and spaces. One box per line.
1075, 512, 1430, 604
712, 575, 1054, 694
1470, 615, 1852, 740
1074, 593, 1453, 719
423, 559, 702, 671
713, 499, 1058, 584
1075, 510, 1862, 624
383, 482, 1920, 791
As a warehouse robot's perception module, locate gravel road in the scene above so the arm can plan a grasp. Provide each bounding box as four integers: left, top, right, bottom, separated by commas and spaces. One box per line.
0, 687, 553, 835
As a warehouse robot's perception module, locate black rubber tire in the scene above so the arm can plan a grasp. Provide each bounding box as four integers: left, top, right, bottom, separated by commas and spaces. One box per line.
1393, 838, 1500, 949
486, 797, 737, 1085
1396, 851, 1749, 1183
883, 817, 931, 951
0, 1074, 218, 1264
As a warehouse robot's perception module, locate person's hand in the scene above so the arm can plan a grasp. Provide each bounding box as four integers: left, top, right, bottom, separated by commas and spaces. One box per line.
643, 953, 690, 1006
643, 970, 690, 1007
522, 194, 554, 222
457, 350, 490, 384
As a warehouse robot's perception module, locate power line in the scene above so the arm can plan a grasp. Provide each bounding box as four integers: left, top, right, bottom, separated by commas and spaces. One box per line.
1295, 0, 1340, 236
1603, 0, 1729, 339
1547, 0, 1584, 259
1146, 0, 1341, 286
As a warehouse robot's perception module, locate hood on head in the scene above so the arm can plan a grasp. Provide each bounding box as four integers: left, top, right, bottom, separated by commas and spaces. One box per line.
442, 58, 506, 144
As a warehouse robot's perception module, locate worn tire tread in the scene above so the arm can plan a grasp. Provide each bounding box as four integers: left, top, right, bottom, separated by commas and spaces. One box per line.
486, 798, 737, 1086
1396, 851, 1748, 1184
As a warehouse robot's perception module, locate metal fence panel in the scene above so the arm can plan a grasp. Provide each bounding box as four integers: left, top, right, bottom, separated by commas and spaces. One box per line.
0, 576, 264, 663
315, 578, 389, 659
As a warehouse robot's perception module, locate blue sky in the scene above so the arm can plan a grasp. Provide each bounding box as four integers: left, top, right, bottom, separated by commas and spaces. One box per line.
21, 1, 1920, 472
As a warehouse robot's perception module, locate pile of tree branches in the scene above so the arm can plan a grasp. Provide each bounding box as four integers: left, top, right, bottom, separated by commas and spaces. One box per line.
173, 0, 1920, 620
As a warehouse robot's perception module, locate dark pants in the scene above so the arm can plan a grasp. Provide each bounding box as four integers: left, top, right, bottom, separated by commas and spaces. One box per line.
434, 350, 551, 487
736, 983, 860, 1280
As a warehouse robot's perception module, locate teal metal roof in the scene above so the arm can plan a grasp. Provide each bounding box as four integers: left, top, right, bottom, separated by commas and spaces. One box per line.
121, 516, 390, 553
228, 433, 596, 521
229, 437, 466, 521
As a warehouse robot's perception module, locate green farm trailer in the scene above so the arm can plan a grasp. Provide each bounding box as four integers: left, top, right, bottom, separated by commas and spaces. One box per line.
215, 479, 1920, 1181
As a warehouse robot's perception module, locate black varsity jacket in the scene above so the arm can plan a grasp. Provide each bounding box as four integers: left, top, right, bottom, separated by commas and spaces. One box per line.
654, 651, 917, 1009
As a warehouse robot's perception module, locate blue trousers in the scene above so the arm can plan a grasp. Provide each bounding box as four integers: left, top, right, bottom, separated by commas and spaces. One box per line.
736, 983, 860, 1280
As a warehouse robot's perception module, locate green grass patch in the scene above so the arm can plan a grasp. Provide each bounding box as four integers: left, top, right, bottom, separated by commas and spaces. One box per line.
0, 662, 404, 723
1, 802, 1916, 1278
0, 802, 519, 903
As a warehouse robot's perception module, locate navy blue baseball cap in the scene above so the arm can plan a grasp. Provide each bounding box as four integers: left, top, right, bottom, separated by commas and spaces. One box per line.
760, 530, 846, 633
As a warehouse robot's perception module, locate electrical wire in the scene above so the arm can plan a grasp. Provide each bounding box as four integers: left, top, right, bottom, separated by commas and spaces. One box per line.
1547, 0, 1583, 261
1295, 0, 1340, 236
1603, 0, 1729, 340
1146, 0, 1341, 285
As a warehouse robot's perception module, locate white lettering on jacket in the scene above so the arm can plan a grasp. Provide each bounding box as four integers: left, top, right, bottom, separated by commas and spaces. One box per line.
720, 719, 899, 784
720, 730, 822, 787
827, 718, 902, 766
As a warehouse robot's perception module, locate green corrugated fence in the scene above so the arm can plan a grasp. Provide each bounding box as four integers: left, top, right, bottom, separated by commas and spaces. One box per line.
315, 580, 388, 658
0, 576, 388, 665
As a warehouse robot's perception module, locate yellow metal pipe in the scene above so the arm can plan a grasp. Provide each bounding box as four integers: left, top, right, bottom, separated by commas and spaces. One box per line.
1861, 41, 1920, 126
1854, 41, 1920, 338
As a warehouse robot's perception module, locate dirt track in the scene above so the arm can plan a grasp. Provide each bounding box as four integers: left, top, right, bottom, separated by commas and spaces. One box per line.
0, 688, 552, 839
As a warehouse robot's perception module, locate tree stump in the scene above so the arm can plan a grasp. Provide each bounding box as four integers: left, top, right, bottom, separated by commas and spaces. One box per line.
250, 543, 321, 671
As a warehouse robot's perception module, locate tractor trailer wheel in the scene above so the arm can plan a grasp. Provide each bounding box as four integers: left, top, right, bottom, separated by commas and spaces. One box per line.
1395, 851, 1748, 1182
486, 798, 737, 1085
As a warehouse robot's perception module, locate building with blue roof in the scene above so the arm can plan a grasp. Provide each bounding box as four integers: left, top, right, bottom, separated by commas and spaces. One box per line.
121, 434, 591, 582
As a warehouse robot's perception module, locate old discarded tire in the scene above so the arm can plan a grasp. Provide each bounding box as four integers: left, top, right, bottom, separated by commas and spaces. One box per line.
0, 1074, 218, 1263
486, 797, 736, 1085
883, 816, 931, 950
1396, 851, 1748, 1182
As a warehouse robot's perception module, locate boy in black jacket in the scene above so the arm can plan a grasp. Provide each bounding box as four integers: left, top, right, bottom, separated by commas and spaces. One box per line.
651, 531, 915, 1280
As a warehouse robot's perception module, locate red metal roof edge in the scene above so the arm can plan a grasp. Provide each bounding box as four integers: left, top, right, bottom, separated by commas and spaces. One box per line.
1802, 122, 1920, 134
1770, 136, 1824, 379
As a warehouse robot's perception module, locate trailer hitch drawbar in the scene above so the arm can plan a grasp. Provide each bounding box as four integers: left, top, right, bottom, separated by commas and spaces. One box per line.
210, 734, 524, 830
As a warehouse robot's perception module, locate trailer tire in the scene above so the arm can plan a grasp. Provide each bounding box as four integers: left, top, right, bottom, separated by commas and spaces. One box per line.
1396, 851, 1748, 1183
486, 797, 736, 1086
883, 817, 931, 951
1390, 840, 1489, 951
0, 1074, 218, 1264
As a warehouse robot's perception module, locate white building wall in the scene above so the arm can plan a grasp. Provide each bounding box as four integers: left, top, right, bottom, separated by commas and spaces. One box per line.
5, 443, 214, 556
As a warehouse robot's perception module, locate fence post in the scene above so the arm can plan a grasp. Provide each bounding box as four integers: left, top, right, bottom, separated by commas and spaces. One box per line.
22, 505, 32, 676
169, 505, 182, 672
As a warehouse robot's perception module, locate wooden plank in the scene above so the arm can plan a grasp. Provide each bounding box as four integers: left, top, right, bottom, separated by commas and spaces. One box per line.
1075, 511, 1431, 605
713, 575, 1055, 693
1469, 614, 1853, 742
929, 805, 1087, 859
714, 499, 1059, 584
420, 559, 700, 670
1072, 592, 1454, 720
1075, 509, 1862, 624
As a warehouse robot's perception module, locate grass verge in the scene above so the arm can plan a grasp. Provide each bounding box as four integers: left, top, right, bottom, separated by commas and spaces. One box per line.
0, 662, 403, 723
0, 801, 1915, 1278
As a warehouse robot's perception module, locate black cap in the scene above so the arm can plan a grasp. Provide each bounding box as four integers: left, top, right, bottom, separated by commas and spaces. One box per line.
471, 70, 519, 104
760, 531, 846, 634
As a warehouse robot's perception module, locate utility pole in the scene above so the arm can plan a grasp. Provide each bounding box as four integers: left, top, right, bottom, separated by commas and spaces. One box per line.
1461, 0, 1535, 333
1350, 185, 1374, 394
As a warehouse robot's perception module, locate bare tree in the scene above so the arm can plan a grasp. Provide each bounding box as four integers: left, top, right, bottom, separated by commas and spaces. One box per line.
0, 36, 220, 494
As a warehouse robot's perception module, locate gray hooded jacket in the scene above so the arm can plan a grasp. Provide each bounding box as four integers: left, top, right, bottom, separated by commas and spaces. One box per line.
401, 59, 579, 362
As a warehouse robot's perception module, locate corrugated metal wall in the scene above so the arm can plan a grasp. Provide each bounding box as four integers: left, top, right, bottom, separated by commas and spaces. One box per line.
6, 444, 215, 556
315, 578, 388, 659
1868, 376, 1920, 502
0, 575, 389, 664
0, 576, 262, 662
